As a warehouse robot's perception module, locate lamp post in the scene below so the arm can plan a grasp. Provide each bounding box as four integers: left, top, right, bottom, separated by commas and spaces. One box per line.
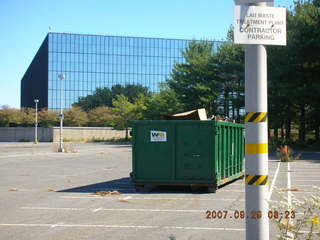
34, 99, 39, 144
58, 74, 65, 152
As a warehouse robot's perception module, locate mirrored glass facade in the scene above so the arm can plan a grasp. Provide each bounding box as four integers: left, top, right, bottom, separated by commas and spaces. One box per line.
21, 32, 224, 110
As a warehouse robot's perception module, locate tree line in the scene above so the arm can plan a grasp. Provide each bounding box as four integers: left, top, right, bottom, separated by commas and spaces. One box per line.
268, 0, 320, 145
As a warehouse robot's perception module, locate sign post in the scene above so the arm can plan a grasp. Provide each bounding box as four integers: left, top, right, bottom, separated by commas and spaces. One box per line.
233, 1, 286, 239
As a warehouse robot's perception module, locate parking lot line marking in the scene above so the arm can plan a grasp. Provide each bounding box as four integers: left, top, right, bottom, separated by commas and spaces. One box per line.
286, 191, 319, 194
219, 190, 244, 192
289, 169, 320, 172
20, 207, 225, 213
292, 185, 320, 187
291, 163, 320, 165
268, 162, 280, 200
287, 163, 294, 239
162, 226, 245, 231
294, 180, 320, 182
21, 207, 85, 211
98, 208, 204, 213
0, 223, 246, 231
125, 197, 244, 201
21, 206, 247, 213
288, 174, 320, 176
60, 196, 245, 201
51, 222, 64, 229
92, 207, 103, 213
287, 163, 292, 206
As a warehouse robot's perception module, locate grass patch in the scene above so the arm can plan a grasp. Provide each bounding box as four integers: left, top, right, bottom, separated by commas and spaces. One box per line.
63, 138, 83, 142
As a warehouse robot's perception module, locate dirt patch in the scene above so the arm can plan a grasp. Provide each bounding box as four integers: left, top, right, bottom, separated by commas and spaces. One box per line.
281, 188, 303, 192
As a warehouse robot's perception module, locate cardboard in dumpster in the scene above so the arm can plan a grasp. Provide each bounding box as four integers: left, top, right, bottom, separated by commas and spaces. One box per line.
164, 108, 207, 120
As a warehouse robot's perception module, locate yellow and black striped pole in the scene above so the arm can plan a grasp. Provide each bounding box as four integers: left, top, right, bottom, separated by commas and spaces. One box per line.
244, 3, 270, 239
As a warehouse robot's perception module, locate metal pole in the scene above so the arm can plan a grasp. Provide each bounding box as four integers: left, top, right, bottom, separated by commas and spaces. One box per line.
58, 74, 65, 152
244, 2, 269, 240
34, 100, 39, 144
244, 13, 269, 240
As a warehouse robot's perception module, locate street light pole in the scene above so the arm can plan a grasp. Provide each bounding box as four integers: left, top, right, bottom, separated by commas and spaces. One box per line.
58, 74, 65, 152
34, 99, 39, 144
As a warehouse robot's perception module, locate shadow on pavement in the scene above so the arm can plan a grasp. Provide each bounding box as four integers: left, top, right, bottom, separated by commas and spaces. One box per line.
58, 177, 241, 194
58, 177, 135, 193
295, 151, 320, 162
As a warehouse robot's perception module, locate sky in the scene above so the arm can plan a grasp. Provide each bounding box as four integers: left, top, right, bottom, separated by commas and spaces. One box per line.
0, 0, 294, 108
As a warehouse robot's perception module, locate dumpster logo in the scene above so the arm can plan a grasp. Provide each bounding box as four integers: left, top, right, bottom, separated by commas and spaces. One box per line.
150, 131, 167, 142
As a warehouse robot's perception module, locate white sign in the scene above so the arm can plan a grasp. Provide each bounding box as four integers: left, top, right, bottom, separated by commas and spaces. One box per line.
150, 131, 167, 142
234, 6, 286, 46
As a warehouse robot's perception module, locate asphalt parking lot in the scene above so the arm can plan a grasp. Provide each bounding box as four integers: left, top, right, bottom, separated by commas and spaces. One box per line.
0, 142, 319, 240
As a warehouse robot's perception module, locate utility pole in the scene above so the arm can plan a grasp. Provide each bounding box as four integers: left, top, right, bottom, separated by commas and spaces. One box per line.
234, 1, 286, 239
58, 74, 65, 152
34, 99, 39, 144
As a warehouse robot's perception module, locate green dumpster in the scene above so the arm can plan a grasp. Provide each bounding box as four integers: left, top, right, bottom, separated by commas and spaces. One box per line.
131, 120, 245, 192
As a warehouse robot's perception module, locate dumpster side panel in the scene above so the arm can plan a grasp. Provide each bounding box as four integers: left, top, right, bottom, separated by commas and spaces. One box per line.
214, 122, 245, 186
175, 122, 213, 180
133, 122, 174, 181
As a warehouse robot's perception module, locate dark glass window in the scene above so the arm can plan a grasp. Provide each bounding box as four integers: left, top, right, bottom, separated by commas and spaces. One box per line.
47, 32, 223, 110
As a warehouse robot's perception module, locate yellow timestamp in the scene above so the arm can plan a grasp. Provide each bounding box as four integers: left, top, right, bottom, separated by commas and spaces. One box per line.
205, 210, 295, 220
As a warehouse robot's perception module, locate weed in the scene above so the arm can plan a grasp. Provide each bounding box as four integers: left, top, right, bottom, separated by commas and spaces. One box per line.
270, 187, 320, 239
277, 145, 300, 162
52, 143, 77, 153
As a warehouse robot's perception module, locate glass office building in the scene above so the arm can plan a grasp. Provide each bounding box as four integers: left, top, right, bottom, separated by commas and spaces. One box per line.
21, 32, 223, 110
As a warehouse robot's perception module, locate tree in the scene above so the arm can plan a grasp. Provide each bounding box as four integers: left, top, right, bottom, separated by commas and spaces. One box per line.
268, 0, 320, 143
167, 40, 244, 120
111, 94, 147, 139
73, 84, 150, 111
167, 41, 221, 116
0, 106, 22, 127
88, 106, 115, 127
20, 108, 36, 127
39, 109, 59, 127
214, 43, 244, 120
64, 106, 88, 127
144, 84, 184, 119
